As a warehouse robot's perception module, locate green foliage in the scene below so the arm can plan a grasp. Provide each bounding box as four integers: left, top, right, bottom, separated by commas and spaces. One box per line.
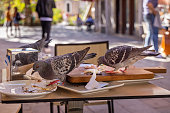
30, 0, 38, 12
53, 9, 62, 24
11, 0, 25, 13
68, 15, 77, 26
0, 18, 5, 25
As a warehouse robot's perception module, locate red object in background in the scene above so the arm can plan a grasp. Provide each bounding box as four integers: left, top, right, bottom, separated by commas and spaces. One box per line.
161, 31, 170, 56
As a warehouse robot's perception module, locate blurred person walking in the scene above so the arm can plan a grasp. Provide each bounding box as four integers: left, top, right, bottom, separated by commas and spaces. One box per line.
6, 6, 13, 37
143, 0, 164, 58
85, 15, 94, 31
13, 7, 21, 38
36, 0, 56, 51
76, 14, 83, 31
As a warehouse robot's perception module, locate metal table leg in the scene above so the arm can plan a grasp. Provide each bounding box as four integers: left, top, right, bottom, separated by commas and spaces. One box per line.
50, 102, 53, 113
107, 100, 112, 113
107, 100, 114, 113
50, 102, 60, 113
111, 100, 114, 113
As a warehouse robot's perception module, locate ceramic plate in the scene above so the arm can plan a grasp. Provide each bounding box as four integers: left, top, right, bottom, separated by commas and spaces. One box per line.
116, 75, 164, 83
0, 80, 57, 98
58, 82, 124, 94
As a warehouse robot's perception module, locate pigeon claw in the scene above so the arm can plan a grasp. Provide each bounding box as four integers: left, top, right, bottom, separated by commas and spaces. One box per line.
119, 66, 128, 73
119, 69, 126, 73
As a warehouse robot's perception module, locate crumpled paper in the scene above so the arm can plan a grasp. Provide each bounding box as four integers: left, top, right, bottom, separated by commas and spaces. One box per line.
85, 69, 108, 90
25, 68, 43, 80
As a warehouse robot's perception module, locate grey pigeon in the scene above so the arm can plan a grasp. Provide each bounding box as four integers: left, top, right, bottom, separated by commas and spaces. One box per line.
19, 37, 52, 52
12, 37, 51, 66
13, 52, 38, 66
31, 47, 96, 81
97, 45, 159, 71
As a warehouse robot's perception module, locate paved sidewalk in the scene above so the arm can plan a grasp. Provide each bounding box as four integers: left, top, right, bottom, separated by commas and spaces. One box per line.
0, 25, 143, 47
0, 25, 170, 113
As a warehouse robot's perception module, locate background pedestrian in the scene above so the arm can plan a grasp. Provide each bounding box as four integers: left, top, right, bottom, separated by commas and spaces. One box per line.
36, 0, 56, 50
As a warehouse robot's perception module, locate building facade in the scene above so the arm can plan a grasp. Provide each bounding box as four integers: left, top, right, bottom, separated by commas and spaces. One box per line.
94, 0, 143, 39
56, 0, 80, 16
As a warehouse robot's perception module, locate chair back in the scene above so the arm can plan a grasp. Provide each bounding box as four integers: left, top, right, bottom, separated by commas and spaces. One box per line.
54, 41, 109, 65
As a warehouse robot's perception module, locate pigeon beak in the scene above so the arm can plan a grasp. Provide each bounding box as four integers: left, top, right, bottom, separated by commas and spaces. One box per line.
31, 70, 36, 75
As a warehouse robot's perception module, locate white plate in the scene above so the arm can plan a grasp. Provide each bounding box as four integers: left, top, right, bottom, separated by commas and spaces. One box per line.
0, 80, 57, 98
58, 82, 124, 94
116, 75, 164, 83
58, 75, 163, 94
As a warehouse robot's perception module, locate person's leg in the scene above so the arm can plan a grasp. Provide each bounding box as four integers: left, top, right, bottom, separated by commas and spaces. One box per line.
144, 14, 152, 47
6, 22, 9, 37
18, 25, 21, 37
45, 21, 52, 41
150, 15, 159, 52
14, 25, 17, 37
10, 21, 13, 36
41, 21, 46, 38
44, 21, 52, 48
152, 28, 159, 52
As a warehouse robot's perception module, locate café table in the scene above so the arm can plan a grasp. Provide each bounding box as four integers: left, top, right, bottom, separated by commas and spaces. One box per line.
1, 81, 170, 113
1, 68, 170, 113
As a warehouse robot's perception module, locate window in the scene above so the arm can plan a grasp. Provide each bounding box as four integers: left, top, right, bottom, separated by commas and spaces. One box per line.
65, 1, 72, 13
67, 3, 70, 12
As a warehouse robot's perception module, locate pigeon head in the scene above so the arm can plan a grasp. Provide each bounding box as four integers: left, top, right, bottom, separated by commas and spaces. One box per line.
97, 56, 108, 66
32, 60, 47, 75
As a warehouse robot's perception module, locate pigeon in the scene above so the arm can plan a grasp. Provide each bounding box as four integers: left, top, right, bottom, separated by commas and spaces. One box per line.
13, 52, 38, 66
31, 47, 96, 81
97, 45, 159, 72
12, 37, 52, 66
19, 37, 52, 52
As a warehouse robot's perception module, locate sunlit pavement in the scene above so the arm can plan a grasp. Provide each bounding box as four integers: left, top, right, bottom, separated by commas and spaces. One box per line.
0, 24, 143, 47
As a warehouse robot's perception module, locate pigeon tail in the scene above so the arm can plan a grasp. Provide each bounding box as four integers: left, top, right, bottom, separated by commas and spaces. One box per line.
75, 47, 90, 61
131, 45, 152, 55
37, 37, 47, 50
140, 51, 160, 56
138, 45, 152, 52
83, 53, 97, 60
44, 39, 52, 47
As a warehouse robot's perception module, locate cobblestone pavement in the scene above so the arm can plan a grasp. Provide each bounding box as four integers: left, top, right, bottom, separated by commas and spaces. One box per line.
0, 25, 170, 113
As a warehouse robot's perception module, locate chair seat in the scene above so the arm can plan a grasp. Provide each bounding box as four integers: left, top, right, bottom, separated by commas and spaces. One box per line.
0, 103, 21, 113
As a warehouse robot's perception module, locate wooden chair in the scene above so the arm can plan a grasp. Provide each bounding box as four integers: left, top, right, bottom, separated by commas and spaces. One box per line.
51, 41, 110, 113
54, 41, 109, 65
0, 103, 22, 113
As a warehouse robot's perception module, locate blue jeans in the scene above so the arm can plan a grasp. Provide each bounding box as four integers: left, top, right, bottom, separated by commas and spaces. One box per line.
143, 13, 159, 52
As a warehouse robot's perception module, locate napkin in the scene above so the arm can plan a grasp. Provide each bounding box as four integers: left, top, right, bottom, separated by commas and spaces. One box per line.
85, 69, 108, 90
25, 68, 43, 80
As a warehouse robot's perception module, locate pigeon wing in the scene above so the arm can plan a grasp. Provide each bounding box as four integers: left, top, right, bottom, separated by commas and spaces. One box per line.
105, 45, 132, 66
51, 55, 72, 76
